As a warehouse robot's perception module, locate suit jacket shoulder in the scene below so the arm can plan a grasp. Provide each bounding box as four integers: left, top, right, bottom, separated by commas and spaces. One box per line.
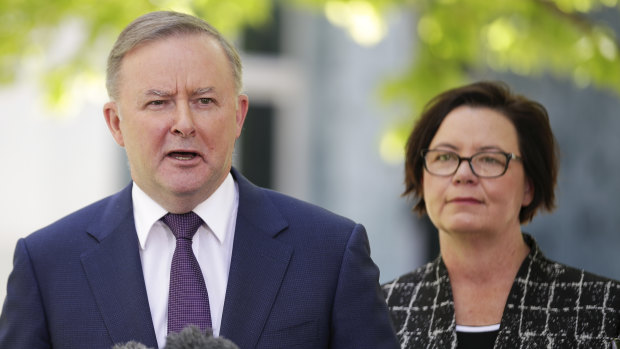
22, 185, 132, 252
234, 169, 358, 232
0, 183, 157, 349
224, 168, 398, 348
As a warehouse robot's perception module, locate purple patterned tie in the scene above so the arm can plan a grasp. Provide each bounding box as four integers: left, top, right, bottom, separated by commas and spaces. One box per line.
162, 212, 212, 333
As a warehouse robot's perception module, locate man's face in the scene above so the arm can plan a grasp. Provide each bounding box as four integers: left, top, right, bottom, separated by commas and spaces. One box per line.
104, 33, 248, 213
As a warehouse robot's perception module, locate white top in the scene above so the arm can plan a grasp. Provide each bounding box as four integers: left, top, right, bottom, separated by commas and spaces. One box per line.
455, 324, 501, 333
132, 174, 238, 348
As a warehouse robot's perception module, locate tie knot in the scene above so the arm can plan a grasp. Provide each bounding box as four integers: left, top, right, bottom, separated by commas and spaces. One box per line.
162, 212, 203, 240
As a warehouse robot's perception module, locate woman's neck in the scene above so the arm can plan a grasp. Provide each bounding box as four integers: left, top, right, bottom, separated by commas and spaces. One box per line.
440, 228, 528, 279
439, 228, 530, 326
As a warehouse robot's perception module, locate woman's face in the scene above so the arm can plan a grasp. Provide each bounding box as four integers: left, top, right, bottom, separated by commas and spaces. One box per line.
422, 105, 533, 237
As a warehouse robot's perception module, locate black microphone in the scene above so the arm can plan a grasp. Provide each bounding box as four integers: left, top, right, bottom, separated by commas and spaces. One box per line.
112, 326, 239, 349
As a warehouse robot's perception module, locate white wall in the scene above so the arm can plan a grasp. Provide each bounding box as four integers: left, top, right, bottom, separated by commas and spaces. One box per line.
0, 77, 126, 302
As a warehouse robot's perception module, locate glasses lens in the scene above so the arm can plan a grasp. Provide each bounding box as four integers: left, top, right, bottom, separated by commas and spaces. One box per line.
424, 150, 459, 175
471, 152, 508, 177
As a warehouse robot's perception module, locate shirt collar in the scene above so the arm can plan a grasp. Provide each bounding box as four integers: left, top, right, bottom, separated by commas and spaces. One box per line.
192, 173, 237, 244
132, 173, 237, 249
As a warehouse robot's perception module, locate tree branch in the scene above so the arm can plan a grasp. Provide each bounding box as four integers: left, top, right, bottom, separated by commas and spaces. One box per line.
534, 0, 620, 53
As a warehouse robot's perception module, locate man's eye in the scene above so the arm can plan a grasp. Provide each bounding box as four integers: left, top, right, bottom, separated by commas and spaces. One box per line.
199, 98, 214, 104
148, 100, 166, 106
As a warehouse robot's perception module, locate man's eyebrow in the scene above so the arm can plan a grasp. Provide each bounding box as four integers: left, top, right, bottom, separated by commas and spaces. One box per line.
192, 87, 214, 96
144, 89, 175, 97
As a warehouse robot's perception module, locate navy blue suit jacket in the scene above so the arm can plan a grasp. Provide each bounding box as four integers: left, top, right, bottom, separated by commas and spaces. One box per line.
0, 169, 398, 348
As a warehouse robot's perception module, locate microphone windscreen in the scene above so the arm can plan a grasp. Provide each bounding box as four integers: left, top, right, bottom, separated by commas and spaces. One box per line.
111, 341, 152, 349
164, 326, 239, 349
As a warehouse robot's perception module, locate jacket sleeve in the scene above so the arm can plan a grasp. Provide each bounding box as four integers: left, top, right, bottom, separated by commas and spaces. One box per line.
0, 238, 52, 348
330, 224, 399, 349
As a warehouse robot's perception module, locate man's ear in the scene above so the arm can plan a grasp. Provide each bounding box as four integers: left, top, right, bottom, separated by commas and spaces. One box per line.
235, 94, 249, 138
103, 101, 125, 147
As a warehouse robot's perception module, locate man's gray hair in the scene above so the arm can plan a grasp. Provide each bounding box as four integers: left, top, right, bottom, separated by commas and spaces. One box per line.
106, 11, 243, 100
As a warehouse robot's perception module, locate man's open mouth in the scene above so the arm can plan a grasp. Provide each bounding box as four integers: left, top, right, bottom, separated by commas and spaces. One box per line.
168, 151, 198, 160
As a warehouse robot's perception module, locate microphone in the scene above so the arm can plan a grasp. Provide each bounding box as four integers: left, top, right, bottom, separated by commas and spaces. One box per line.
112, 341, 150, 349
164, 326, 238, 349
112, 326, 239, 349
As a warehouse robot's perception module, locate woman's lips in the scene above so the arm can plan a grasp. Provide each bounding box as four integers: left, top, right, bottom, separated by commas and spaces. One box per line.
448, 197, 482, 204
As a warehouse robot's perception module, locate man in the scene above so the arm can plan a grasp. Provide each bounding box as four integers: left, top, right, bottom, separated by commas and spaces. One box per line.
0, 11, 398, 349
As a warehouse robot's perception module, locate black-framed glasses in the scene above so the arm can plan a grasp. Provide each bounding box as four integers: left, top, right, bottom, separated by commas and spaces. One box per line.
421, 149, 522, 178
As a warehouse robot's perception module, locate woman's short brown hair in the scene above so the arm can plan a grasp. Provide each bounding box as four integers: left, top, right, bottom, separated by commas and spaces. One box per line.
404, 81, 559, 223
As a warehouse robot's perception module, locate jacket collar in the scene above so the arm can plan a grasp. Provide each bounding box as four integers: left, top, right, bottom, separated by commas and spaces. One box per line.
81, 183, 159, 347
218, 168, 293, 348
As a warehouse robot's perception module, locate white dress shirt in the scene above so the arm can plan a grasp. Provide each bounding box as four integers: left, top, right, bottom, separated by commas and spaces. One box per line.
132, 174, 238, 348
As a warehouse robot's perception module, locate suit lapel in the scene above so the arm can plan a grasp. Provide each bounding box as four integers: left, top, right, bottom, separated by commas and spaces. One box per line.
80, 184, 158, 347
220, 169, 292, 348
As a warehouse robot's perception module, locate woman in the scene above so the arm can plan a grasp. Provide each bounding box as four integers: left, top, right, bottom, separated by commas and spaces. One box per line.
383, 81, 620, 348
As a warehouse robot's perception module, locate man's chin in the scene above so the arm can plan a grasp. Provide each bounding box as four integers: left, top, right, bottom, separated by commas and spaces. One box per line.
150, 169, 228, 203
163, 177, 220, 200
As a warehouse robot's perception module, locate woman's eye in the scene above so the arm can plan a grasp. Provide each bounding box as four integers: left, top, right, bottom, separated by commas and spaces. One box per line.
437, 153, 454, 162
478, 155, 503, 165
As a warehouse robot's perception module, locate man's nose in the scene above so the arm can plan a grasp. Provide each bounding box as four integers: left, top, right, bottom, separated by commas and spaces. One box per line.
171, 104, 196, 137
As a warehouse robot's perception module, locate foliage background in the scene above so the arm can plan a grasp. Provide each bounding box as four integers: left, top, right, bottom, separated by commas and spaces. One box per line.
2, 0, 619, 125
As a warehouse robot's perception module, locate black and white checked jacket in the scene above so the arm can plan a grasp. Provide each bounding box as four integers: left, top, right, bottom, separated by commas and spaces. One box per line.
382, 234, 620, 348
